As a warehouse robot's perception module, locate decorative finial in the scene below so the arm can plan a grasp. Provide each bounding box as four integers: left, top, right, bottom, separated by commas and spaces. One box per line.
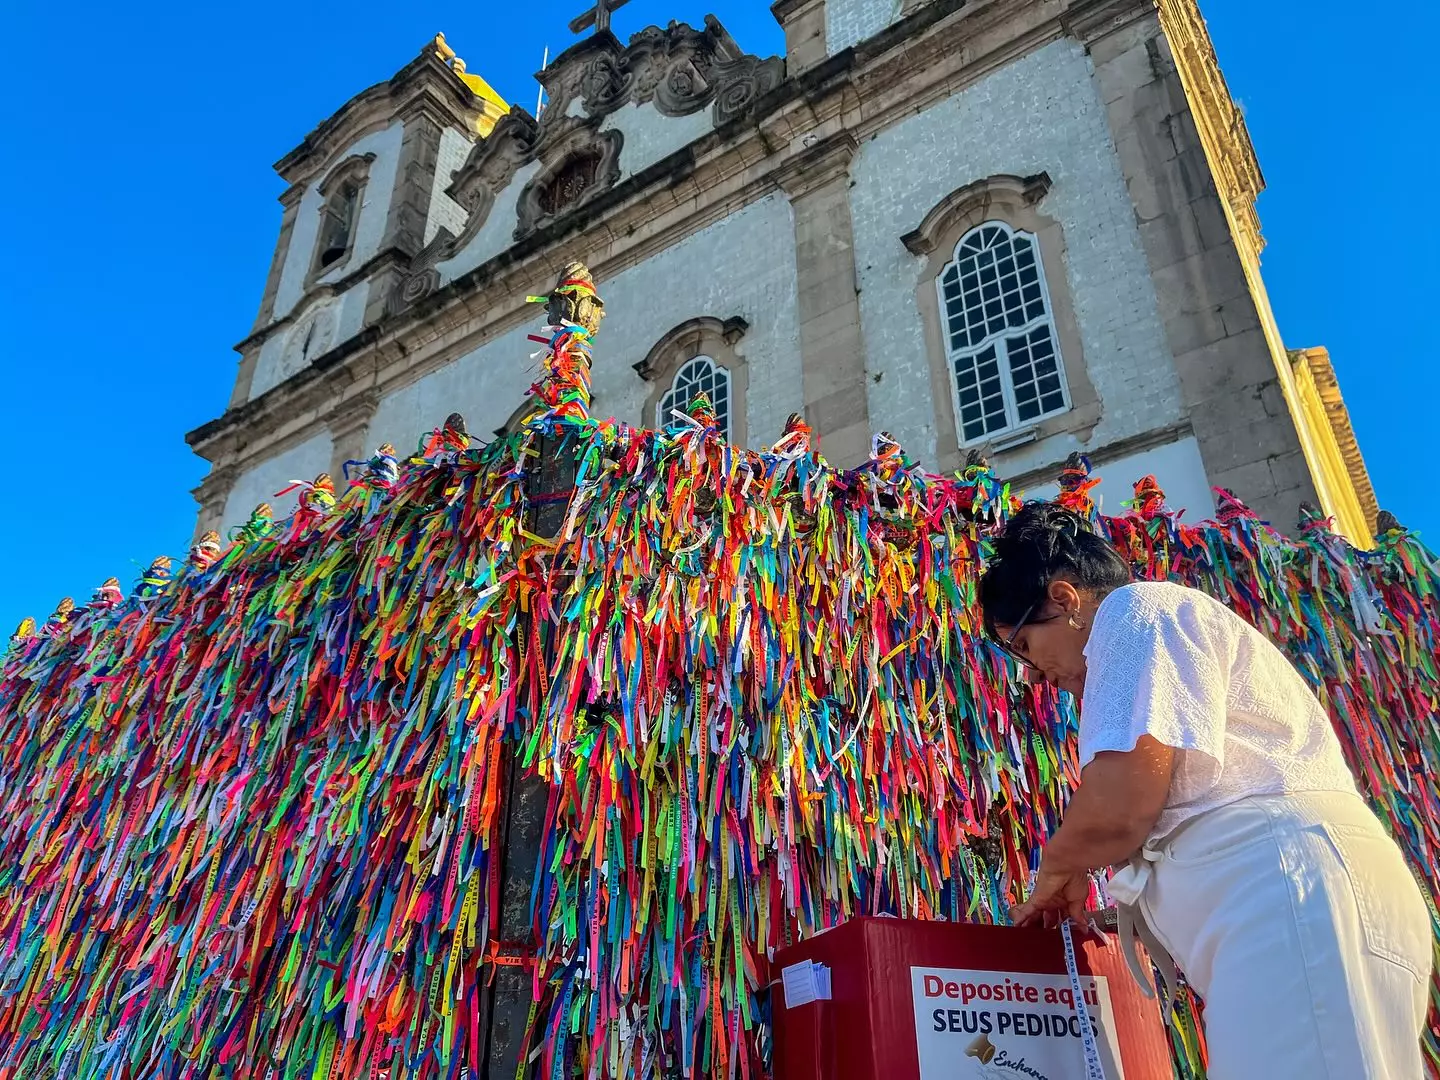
685, 392, 717, 432
234, 504, 275, 544
523, 262, 601, 424
868, 431, 911, 487
189, 531, 223, 571
1298, 500, 1330, 533
1056, 453, 1099, 518
432, 32, 457, 63
544, 261, 605, 337
10, 617, 36, 651
417, 416, 470, 464
371, 444, 400, 485
302, 473, 336, 514
770, 413, 812, 457
45, 598, 75, 634
443, 414, 469, 447
88, 577, 124, 611
1130, 475, 1166, 519
1213, 487, 1257, 526
137, 556, 173, 599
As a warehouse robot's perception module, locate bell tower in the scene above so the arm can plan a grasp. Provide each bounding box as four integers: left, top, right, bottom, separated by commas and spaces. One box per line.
189, 34, 508, 534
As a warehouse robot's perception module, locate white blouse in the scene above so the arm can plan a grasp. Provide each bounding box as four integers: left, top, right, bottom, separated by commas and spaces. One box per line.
1078, 581, 1358, 840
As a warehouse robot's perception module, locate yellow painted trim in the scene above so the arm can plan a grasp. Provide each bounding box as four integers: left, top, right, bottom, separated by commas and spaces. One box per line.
1158, 1, 1376, 548
1288, 348, 1376, 548
458, 71, 508, 113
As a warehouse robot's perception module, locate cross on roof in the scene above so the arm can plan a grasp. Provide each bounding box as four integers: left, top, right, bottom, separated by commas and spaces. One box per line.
568, 0, 630, 36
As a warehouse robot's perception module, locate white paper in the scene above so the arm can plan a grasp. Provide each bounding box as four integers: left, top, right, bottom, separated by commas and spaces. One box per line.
815, 964, 832, 1000
782, 961, 820, 1007
911, 966, 1126, 1079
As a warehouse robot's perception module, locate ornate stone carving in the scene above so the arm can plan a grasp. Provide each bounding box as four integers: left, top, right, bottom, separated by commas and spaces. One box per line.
568, 17, 783, 125
446, 107, 541, 243
711, 54, 784, 125
386, 237, 448, 316
579, 53, 635, 113
386, 107, 542, 314
543, 260, 606, 336
633, 316, 747, 380
384, 17, 780, 314
514, 126, 623, 242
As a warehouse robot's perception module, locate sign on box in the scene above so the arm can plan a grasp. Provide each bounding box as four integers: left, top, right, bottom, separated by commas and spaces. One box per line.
911, 966, 1127, 1079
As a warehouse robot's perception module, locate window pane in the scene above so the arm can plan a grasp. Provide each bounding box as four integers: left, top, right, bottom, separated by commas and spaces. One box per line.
659, 356, 733, 440
954, 345, 1011, 439
1005, 324, 1066, 424
939, 223, 1069, 443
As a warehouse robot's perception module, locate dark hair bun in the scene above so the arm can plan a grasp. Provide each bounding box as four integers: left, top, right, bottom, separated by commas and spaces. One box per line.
989, 503, 1089, 562
979, 501, 1130, 636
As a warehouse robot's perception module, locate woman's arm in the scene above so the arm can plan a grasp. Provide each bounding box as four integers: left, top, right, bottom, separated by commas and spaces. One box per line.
1011, 735, 1175, 926
1044, 735, 1175, 873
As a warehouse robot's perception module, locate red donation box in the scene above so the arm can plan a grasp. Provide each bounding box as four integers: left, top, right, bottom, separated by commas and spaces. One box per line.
772, 918, 1173, 1080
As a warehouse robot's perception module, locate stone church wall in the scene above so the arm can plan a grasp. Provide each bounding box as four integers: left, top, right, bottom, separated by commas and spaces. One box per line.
222, 429, 335, 526
827, 0, 898, 55
249, 286, 371, 400
425, 127, 475, 246
432, 97, 718, 289
271, 121, 405, 324
850, 37, 1199, 500
361, 193, 802, 468
600, 103, 715, 185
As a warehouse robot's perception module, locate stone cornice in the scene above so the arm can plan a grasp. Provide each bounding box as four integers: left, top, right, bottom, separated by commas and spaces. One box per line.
772, 133, 859, 196
193, 0, 1156, 472
770, 0, 824, 22
1291, 347, 1378, 532
1060, 0, 1157, 43
273, 51, 482, 186
901, 172, 1051, 255
231, 246, 410, 355
1155, 0, 1265, 257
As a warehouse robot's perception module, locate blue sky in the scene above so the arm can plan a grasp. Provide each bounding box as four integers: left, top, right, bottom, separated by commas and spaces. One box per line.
0, 1, 1435, 632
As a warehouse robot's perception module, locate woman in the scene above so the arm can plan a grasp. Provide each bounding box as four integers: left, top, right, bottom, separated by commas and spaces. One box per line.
980, 502, 1432, 1078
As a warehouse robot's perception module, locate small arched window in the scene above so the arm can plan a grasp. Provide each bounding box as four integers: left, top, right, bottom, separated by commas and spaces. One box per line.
938, 221, 1069, 444
658, 356, 732, 439
316, 181, 360, 270
308, 152, 374, 283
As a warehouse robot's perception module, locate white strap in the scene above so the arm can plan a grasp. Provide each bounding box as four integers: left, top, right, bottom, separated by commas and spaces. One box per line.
1061, 919, 1108, 1080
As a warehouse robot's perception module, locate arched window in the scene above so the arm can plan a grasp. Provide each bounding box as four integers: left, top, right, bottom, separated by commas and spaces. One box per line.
315, 182, 360, 270
938, 221, 1069, 444
308, 153, 374, 284
658, 356, 732, 439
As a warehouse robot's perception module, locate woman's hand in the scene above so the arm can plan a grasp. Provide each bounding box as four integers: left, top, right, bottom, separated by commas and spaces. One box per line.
1010, 865, 1091, 928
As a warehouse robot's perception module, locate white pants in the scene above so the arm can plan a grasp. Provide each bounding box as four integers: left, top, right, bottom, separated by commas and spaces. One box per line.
1111, 791, 1433, 1079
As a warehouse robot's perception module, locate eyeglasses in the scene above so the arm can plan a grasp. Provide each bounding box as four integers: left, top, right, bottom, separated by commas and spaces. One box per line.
993, 598, 1057, 669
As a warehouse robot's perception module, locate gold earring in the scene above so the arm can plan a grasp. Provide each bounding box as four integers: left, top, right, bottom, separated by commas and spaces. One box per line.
1067, 612, 1085, 630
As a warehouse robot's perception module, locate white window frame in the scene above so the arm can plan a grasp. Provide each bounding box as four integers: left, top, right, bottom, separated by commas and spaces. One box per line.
936, 221, 1071, 448
658, 355, 733, 440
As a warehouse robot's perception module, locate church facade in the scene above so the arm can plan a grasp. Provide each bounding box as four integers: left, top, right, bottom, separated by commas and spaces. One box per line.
187, 0, 1378, 544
